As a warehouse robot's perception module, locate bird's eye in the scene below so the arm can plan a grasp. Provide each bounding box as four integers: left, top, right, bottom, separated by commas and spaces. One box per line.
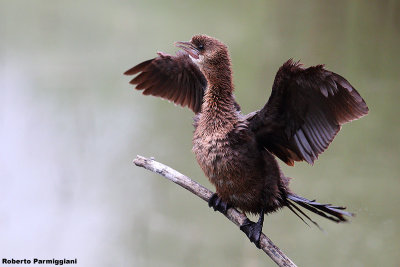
198, 44, 204, 50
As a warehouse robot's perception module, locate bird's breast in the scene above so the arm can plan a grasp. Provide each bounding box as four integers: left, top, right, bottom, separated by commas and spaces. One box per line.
192, 116, 252, 188
193, 130, 231, 174
193, 123, 235, 179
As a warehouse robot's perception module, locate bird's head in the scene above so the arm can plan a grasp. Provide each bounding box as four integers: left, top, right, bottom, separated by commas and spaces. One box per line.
175, 34, 230, 73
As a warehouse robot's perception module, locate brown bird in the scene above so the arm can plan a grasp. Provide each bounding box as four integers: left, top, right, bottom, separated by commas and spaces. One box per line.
124, 34, 368, 247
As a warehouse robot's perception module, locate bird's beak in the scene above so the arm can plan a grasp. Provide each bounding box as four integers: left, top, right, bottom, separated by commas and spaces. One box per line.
174, 41, 200, 59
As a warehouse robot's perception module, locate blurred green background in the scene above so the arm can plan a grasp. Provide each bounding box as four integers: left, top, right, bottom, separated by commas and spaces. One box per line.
1, 1, 399, 266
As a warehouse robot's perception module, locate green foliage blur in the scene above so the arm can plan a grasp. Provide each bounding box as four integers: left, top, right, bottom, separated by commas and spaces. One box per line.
1, 1, 399, 266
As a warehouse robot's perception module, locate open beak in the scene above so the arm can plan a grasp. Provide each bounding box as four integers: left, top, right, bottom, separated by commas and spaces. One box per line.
174, 41, 200, 59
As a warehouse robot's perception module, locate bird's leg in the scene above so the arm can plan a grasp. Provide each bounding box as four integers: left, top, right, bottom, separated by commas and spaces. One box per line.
240, 210, 265, 248
208, 193, 230, 214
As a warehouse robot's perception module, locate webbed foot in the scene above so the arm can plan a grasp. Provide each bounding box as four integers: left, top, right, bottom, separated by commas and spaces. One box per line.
240, 212, 265, 248
208, 193, 230, 214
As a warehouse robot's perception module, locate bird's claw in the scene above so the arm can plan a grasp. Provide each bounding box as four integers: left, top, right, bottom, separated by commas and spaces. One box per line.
240, 218, 263, 248
208, 193, 230, 214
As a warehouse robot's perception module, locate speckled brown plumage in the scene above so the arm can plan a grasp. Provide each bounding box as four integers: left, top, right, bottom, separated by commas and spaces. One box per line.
125, 34, 369, 247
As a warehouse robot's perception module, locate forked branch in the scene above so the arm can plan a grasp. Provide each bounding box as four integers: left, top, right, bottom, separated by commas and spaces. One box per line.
133, 155, 297, 267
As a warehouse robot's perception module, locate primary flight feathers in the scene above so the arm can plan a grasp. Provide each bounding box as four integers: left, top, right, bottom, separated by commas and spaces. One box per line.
125, 51, 207, 113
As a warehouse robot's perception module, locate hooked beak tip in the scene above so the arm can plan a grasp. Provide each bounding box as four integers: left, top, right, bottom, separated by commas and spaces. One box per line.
174, 41, 200, 59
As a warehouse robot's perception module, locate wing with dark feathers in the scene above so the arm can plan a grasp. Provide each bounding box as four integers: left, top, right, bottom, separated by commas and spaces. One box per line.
248, 59, 369, 166
124, 51, 207, 113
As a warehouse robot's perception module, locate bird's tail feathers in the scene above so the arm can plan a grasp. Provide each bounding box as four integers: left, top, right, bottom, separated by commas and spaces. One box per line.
286, 193, 353, 230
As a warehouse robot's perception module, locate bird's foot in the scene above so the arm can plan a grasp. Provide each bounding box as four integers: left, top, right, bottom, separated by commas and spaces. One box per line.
240, 217, 264, 249
208, 193, 230, 214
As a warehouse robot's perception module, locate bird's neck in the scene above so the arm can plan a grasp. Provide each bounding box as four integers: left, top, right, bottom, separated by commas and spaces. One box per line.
202, 56, 234, 93
199, 66, 239, 132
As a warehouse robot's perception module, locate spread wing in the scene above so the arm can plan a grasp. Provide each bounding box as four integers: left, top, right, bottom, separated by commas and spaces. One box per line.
124, 51, 207, 113
248, 59, 369, 166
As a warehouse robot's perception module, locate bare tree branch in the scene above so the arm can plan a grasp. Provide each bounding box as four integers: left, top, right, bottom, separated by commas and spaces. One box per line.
133, 155, 297, 267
